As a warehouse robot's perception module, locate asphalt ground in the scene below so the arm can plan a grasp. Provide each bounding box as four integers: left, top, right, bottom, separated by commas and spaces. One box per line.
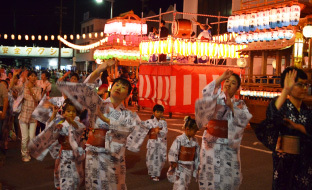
0, 105, 273, 190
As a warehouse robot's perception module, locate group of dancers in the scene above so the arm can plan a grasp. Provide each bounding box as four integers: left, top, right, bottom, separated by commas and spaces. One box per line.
5, 61, 312, 190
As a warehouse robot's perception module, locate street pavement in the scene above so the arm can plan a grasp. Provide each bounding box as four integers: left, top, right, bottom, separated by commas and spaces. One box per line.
0, 105, 273, 190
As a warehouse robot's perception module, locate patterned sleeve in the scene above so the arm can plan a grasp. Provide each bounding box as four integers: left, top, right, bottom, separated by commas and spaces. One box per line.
193, 139, 200, 178
125, 112, 150, 152
168, 137, 180, 163
158, 120, 168, 138
228, 100, 252, 149
68, 120, 85, 158
254, 99, 283, 151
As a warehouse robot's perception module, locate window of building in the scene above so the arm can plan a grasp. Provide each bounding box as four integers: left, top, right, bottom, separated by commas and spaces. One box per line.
87, 26, 89, 33
91, 25, 94, 32
82, 27, 85, 34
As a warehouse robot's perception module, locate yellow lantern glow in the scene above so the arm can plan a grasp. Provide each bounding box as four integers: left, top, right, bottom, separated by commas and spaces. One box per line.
18, 35, 22, 40
44, 35, 48, 41
70, 35, 73, 40
4, 34, 8, 39
82, 34, 86, 39
25, 35, 29, 40
31, 35, 35, 40
11, 34, 15, 40
167, 38, 172, 54
64, 35, 67, 40
38, 35, 42, 40
76, 34, 80, 39
187, 41, 192, 55
89, 33, 92, 38
100, 32, 104, 37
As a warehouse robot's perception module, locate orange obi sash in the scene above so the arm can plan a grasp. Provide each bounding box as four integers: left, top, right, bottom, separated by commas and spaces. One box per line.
149, 128, 159, 139
86, 128, 108, 148
206, 120, 228, 138
58, 136, 72, 150
178, 146, 196, 161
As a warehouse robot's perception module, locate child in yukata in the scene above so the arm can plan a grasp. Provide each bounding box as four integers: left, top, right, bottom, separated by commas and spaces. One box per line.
195, 69, 252, 190
28, 99, 86, 190
167, 116, 200, 190
145, 104, 168, 182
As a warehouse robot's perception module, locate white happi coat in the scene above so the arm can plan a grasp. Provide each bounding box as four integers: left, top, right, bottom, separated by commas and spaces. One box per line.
85, 98, 149, 190
28, 117, 85, 190
145, 117, 168, 177
168, 134, 200, 190
195, 80, 252, 190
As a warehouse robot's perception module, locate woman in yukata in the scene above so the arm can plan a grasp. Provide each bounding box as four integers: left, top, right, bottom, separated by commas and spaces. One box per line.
254, 67, 312, 190
28, 98, 86, 189
195, 69, 252, 190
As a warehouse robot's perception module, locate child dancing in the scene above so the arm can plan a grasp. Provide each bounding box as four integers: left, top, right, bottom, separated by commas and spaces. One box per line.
145, 104, 167, 181
167, 116, 200, 190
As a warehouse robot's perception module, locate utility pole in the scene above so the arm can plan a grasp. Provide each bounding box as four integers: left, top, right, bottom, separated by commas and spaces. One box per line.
58, 0, 63, 70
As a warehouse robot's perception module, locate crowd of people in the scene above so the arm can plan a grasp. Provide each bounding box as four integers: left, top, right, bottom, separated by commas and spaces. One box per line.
0, 63, 311, 190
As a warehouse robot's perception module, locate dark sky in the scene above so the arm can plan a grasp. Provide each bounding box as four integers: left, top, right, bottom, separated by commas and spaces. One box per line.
0, 0, 183, 47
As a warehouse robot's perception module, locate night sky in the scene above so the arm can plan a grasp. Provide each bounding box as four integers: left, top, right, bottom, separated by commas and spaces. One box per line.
0, 0, 183, 47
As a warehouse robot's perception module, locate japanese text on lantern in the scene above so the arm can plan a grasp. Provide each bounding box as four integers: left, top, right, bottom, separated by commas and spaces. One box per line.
26, 48, 33, 55
14, 48, 21, 55
38, 48, 44, 55
2, 47, 9, 54
50, 49, 57, 55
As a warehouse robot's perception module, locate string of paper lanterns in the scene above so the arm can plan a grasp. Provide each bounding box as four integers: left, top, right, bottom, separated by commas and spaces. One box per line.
227, 5, 300, 33
140, 39, 247, 59
1, 32, 105, 41
94, 49, 148, 61
235, 30, 294, 44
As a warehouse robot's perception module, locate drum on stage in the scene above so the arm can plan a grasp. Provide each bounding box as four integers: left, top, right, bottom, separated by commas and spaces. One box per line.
172, 19, 193, 38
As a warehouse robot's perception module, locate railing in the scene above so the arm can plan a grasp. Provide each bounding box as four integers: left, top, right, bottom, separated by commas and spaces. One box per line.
241, 74, 281, 88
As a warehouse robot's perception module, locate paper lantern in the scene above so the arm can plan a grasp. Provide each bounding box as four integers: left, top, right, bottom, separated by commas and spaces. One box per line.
253, 33, 259, 42
285, 30, 294, 40
241, 34, 247, 43
264, 10, 270, 29
233, 15, 240, 33
244, 14, 250, 32
4, 34, 8, 39
239, 14, 245, 32
276, 8, 283, 28
290, 5, 300, 26
38, 35, 42, 40
25, 35, 29, 40
303, 25, 312, 38
265, 32, 272, 41
278, 30, 285, 39
31, 35, 35, 40
82, 34, 86, 39
257, 11, 264, 30
259, 32, 265, 41
51, 35, 54, 40
247, 33, 254, 43
76, 34, 80, 40
270, 8, 277, 29
11, 34, 14, 40
235, 35, 242, 44
282, 7, 291, 27
18, 35, 22, 40
250, 13, 257, 32
272, 31, 279, 41
227, 16, 234, 33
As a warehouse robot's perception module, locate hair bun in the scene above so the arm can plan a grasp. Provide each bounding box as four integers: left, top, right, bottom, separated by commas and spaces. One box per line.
184, 116, 190, 122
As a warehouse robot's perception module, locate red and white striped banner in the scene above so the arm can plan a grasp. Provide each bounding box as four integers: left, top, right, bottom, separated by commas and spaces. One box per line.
138, 64, 242, 113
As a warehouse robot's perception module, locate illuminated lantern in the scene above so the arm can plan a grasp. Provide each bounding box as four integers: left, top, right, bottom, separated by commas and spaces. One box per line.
219, 44, 225, 58
235, 35, 241, 44
25, 35, 29, 40
239, 14, 245, 32
82, 34, 86, 39
263, 10, 270, 29
233, 15, 240, 33
199, 42, 205, 56
247, 33, 253, 43
38, 35, 41, 40
193, 41, 198, 55
253, 32, 259, 42
57, 35, 60, 40
276, 8, 283, 28
265, 32, 272, 41
76, 34, 80, 40
89, 33, 92, 38
282, 7, 291, 27
100, 32, 104, 37
11, 34, 15, 40
272, 31, 279, 41
64, 35, 67, 40
243, 14, 250, 32
18, 35, 22, 40
187, 41, 192, 55
51, 35, 55, 40
278, 30, 285, 39
241, 34, 247, 44
285, 30, 294, 40
259, 32, 265, 41
4, 34, 8, 39
270, 8, 277, 29
250, 13, 257, 32
224, 33, 227, 42
227, 16, 234, 33
70, 35, 74, 40
257, 11, 264, 30
94, 33, 98, 38
290, 5, 300, 26
31, 35, 35, 40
